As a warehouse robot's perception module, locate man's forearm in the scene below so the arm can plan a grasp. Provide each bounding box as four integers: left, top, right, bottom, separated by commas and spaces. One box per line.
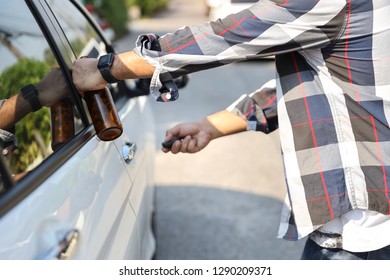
113, 51, 155, 80
204, 109, 248, 139
72, 51, 155, 93
0, 94, 31, 130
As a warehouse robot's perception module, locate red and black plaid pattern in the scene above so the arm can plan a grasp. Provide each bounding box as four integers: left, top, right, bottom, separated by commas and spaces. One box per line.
135, 0, 390, 241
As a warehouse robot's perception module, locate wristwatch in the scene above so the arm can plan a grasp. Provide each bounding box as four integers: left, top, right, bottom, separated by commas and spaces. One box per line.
97, 53, 120, 84
20, 84, 42, 112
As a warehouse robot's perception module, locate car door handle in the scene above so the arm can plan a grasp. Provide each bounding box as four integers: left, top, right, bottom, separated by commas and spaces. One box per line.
122, 142, 137, 164
42, 229, 80, 260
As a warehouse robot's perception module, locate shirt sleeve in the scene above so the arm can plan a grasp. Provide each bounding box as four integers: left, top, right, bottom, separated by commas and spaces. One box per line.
227, 79, 278, 134
134, 0, 346, 100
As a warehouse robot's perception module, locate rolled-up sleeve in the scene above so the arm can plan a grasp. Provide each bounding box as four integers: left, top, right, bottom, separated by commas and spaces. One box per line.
227, 79, 278, 134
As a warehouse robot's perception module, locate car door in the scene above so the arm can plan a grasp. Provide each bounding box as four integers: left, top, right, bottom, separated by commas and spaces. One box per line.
114, 95, 156, 260
0, 0, 154, 259
45, 0, 157, 259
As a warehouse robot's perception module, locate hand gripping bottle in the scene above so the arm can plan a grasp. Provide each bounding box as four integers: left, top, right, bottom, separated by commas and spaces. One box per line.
84, 87, 123, 141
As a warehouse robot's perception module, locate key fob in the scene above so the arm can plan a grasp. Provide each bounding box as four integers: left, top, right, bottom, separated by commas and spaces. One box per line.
161, 136, 184, 149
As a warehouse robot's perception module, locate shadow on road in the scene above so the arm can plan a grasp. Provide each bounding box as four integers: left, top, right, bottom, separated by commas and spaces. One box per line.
153, 185, 306, 260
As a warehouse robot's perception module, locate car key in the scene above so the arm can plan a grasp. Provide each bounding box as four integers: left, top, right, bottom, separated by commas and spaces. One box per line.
161, 136, 185, 149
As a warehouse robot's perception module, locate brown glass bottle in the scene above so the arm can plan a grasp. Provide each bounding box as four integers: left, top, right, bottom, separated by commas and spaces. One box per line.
84, 87, 123, 141
50, 98, 75, 151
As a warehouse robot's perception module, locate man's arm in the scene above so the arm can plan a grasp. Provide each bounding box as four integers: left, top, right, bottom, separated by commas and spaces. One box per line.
0, 68, 70, 131
0, 95, 33, 131
72, 1, 345, 96
205, 109, 248, 137
162, 81, 278, 154
72, 51, 155, 93
163, 109, 247, 154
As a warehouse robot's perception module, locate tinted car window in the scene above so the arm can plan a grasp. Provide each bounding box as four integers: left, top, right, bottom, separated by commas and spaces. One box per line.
0, 0, 83, 184
47, 0, 127, 104
46, 0, 105, 60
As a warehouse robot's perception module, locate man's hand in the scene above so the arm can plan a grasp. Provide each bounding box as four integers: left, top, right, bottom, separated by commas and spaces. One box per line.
162, 119, 216, 154
36, 68, 70, 107
71, 57, 107, 94
162, 110, 248, 154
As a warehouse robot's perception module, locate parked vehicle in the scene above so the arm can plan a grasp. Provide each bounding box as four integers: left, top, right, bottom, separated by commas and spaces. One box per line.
207, 0, 258, 20
0, 0, 157, 259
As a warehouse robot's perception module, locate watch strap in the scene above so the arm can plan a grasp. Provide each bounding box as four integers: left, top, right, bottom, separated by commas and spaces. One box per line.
20, 84, 42, 112
98, 54, 120, 84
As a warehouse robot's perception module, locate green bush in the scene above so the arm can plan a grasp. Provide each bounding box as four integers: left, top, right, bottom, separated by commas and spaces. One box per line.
100, 0, 129, 38
81, 0, 169, 38
0, 59, 51, 173
126, 0, 169, 17
83, 0, 129, 39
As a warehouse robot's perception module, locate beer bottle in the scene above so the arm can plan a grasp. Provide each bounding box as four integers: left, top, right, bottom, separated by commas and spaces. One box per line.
84, 87, 123, 141
50, 98, 75, 151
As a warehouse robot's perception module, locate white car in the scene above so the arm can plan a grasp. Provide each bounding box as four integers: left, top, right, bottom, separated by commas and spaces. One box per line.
207, 0, 258, 20
0, 0, 158, 259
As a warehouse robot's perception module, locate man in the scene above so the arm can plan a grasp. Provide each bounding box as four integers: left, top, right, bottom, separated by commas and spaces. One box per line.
72, 0, 390, 259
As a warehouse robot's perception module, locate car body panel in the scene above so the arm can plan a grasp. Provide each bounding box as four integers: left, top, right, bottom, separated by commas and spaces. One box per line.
0, 137, 132, 259
116, 96, 156, 260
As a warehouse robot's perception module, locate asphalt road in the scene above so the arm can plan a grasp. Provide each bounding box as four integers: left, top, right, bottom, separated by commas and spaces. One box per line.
117, 0, 306, 259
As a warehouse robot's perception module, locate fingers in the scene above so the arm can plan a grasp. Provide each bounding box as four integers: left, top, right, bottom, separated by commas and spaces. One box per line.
161, 136, 185, 149
180, 135, 202, 153
37, 68, 69, 107
162, 121, 213, 154
161, 121, 213, 154
162, 135, 200, 154
179, 135, 192, 153
71, 58, 106, 93
164, 125, 181, 141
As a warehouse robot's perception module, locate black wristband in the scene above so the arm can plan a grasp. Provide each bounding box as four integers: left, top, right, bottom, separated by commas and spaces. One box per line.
97, 53, 120, 84
20, 84, 42, 112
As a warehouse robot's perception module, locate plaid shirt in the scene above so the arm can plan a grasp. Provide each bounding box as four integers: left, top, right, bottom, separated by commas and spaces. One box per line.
135, 0, 390, 241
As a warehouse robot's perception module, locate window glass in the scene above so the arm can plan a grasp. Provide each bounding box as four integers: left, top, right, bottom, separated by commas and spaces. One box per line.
0, 0, 83, 184
46, 0, 106, 59
47, 0, 125, 103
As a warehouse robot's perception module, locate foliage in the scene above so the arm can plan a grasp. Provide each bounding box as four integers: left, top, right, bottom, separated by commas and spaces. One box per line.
100, 0, 129, 38
0, 59, 51, 173
0, 59, 49, 100
81, 0, 169, 38
125, 0, 169, 17
83, 0, 129, 39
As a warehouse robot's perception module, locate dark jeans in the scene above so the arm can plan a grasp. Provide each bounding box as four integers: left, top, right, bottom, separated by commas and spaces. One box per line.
301, 237, 390, 260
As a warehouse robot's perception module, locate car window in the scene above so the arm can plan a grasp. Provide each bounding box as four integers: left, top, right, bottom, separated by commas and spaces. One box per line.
47, 0, 127, 104
45, 0, 106, 60
0, 0, 83, 185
